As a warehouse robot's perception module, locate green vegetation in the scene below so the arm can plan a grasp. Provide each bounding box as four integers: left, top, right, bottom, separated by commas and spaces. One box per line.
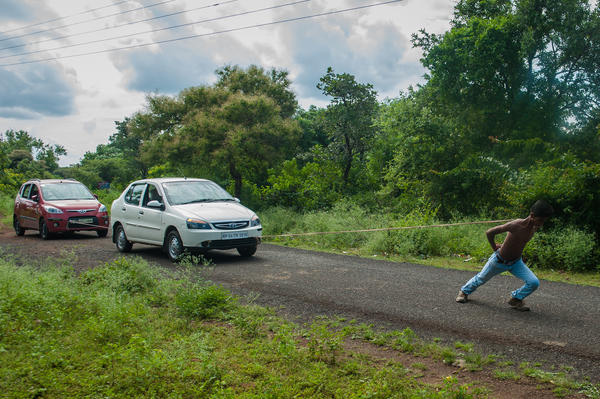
2, 254, 597, 398
2, 0, 599, 270
0, 254, 487, 398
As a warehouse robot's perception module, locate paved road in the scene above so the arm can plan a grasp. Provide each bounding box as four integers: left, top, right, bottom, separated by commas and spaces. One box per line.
1, 231, 599, 380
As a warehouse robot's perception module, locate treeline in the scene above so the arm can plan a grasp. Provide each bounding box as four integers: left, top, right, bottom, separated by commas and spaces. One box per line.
2, 0, 599, 243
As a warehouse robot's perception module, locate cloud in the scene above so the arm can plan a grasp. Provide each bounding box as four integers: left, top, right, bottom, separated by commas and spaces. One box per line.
0, 64, 78, 119
281, 14, 425, 100
110, 31, 262, 94
0, 0, 51, 21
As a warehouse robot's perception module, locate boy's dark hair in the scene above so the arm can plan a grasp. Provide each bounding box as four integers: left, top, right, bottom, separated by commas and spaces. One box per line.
530, 200, 554, 218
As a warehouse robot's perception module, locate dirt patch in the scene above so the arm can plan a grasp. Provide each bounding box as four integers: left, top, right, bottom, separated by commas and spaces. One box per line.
342, 339, 585, 399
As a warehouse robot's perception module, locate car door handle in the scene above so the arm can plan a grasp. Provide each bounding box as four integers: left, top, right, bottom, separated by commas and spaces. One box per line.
121, 207, 126, 211
138, 210, 144, 215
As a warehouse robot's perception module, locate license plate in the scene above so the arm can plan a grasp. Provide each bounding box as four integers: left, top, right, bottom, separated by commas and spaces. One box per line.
77, 218, 94, 224
221, 231, 248, 240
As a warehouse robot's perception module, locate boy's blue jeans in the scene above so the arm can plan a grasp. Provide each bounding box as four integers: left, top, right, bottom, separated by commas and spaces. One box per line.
461, 251, 540, 300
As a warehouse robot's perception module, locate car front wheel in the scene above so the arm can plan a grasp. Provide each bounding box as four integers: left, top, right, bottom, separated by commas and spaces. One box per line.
237, 246, 257, 257
39, 219, 50, 240
166, 230, 184, 262
115, 225, 132, 252
97, 229, 108, 238
14, 217, 25, 236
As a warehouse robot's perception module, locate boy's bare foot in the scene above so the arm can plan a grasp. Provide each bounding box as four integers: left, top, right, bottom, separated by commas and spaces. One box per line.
508, 297, 530, 311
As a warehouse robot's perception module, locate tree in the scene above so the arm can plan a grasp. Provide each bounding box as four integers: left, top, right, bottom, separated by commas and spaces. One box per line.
317, 67, 379, 185
1, 129, 66, 175
216, 65, 298, 119
413, 0, 600, 166
131, 66, 301, 199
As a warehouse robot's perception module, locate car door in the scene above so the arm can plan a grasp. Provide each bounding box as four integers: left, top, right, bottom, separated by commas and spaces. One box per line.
136, 183, 164, 244
118, 183, 146, 240
16, 184, 34, 228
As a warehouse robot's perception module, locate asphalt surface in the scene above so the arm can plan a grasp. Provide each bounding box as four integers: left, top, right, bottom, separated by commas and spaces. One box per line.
1, 231, 599, 381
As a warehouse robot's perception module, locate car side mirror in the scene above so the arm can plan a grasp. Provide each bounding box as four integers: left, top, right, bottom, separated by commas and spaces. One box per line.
31, 194, 39, 202
93, 194, 99, 199
233, 197, 241, 203
147, 200, 164, 210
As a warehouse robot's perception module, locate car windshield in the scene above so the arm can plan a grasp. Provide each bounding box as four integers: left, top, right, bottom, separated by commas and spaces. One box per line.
41, 183, 95, 201
162, 181, 234, 205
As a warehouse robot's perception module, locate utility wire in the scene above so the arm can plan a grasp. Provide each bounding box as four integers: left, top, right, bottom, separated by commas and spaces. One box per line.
0, 0, 308, 60
0, 0, 179, 44
0, 0, 404, 67
0, 0, 239, 54
0, 0, 132, 35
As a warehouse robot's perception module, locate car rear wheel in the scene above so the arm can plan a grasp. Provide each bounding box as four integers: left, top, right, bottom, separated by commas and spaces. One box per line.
115, 225, 132, 252
166, 230, 184, 262
97, 229, 108, 238
237, 246, 257, 257
39, 219, 51, 240
14, 217, 25, 236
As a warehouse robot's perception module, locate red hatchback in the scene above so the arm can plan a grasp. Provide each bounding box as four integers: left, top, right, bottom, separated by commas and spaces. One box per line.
13, 179, 110, 239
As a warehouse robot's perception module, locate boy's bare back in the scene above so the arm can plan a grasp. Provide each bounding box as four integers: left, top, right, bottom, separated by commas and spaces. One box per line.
486, 217, 545, 261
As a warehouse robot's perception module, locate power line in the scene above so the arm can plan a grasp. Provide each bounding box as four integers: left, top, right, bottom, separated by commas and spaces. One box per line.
0, 0, 404, 67
0, 0, 179, 44
0, 0, 133, 35
0, 0, 309, 60
0, 0, 240, 54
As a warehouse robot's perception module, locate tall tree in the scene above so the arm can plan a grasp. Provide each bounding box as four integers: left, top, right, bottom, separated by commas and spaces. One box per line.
413, 0, 600, 165
317, 67, 379, 184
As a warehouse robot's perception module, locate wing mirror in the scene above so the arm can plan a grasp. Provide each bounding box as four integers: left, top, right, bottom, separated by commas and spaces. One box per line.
31, 194, 39, 202
147, 200, 165, 210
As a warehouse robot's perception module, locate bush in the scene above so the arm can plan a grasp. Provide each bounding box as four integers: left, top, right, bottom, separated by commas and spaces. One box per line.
175, 283, 234, 320
261, 159, 342, 210
523, 226, 598, 272
81, 257, 158, 295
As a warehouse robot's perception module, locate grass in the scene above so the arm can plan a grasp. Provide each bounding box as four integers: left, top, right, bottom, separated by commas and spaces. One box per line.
0, 254, 488, 398
1, 252, 599, 398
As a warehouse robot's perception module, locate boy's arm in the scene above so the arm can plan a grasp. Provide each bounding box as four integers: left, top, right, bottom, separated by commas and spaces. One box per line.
486, 222, 512, 251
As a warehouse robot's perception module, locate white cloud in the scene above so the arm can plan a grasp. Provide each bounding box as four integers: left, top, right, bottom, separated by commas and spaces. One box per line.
0, 0, 455, 165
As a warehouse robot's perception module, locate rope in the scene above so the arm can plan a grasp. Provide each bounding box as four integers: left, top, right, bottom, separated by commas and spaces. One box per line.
57, 218, 510, 237
260, 219, 511, 239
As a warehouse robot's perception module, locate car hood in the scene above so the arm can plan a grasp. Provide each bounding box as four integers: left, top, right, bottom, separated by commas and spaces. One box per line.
172, 202, 254, 221
44, 199, 100, 210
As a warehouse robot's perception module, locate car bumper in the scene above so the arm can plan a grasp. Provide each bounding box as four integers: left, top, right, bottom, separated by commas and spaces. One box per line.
46, 213, 110, 232
180, 227, 262, 249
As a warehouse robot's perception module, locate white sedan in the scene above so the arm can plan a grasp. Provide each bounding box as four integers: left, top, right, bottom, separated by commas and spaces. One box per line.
110, 178, 262, 261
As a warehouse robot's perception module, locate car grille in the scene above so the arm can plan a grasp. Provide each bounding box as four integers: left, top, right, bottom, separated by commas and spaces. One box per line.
67, 209, 96, 214
212, 221, 249, 230
68, 216, 99, 229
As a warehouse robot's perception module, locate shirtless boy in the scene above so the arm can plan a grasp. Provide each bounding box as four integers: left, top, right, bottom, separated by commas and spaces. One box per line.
456, 200, 554, 311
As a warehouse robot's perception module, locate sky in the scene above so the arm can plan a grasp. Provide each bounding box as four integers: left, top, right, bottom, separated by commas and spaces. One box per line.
0, 0, 454, 165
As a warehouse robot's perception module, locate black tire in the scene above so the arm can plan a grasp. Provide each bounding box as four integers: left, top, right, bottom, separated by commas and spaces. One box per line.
115, 225, 132, 252
39, 219, 51, 240
166, 230, 184, 262
237, 245, 257, 257
97, 229, 108, 238
14, 217, 25, 236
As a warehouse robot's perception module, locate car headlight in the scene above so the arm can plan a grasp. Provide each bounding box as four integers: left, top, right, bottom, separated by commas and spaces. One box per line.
98, 204, 107, 212
43, 205, 63, 214
251, 215, 261, 227
186, 218, 211, 229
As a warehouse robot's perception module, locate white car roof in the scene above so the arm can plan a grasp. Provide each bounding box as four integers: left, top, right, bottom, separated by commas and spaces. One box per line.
130, 177, 211, 185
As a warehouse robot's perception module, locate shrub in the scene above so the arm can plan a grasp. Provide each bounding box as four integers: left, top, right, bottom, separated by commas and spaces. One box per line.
523, 226, 598, 272
81, 257, 158, 295
175, 283, 234, 320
